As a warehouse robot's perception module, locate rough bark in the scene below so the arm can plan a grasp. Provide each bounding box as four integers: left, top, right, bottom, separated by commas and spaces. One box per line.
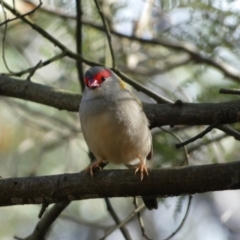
1, 75, 240, 126
1, 161, 240, 207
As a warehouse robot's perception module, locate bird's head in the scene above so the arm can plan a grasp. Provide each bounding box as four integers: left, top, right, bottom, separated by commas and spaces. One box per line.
84, 66, 126, 92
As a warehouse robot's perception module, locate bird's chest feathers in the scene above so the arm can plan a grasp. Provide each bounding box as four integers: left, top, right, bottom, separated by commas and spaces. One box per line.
81, 91, 142, 143
83, 100, 136, 137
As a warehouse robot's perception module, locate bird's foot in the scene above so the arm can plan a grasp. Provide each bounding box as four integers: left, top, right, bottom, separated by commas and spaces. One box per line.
85, 159, 103, 177
135, 157, 148, 181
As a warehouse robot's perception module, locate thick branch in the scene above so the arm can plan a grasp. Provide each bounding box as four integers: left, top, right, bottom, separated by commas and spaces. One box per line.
1, 76, 240, 126
1, 161, 240, 207
0, 75, 80, 111
144, 100, 240, 127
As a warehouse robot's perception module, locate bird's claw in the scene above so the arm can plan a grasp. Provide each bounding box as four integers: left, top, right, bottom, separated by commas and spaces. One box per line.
135, 160, 148, 181
85, 159, 103, 177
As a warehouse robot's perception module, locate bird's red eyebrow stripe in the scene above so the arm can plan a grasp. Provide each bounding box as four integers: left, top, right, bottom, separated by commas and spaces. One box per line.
93, 69, 111, 81
84, 69, 111, 84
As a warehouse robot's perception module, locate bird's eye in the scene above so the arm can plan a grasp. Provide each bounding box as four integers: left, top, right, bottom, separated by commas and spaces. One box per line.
102, 76, 106, 82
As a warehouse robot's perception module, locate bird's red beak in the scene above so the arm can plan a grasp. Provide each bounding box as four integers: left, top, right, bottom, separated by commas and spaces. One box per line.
88, 78, 100, 89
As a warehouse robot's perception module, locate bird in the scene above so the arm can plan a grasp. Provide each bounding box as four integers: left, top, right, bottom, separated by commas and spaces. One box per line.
79, 66, 158, 210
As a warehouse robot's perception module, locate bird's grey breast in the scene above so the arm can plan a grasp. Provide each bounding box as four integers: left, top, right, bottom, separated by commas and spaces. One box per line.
79, 90, 150, 163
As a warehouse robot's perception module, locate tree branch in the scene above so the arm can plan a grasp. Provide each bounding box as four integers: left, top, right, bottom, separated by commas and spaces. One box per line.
81, 19, 240, 83
75, 0, 84, 90
163, 195, 192, 240
0, 0, 42, 27
3, 52, 67, 77
1, 75, 240, 126
105, 198, 132, 240
217, 125, 240, 141
0, 75, 80, 111
93, 0, 116, 68
99, 204, 145, 240
1, 161, 240, 207
20, 1, 240, 83
112, 69, 173, 104
1, 0, 96, 67
220, 88, 240, 95
175, 120, 221, 149
0, 2, 166, 103
14, 201, 70, 240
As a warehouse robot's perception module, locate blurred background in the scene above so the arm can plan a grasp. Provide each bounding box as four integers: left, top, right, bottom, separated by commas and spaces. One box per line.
1, 0, 240, 239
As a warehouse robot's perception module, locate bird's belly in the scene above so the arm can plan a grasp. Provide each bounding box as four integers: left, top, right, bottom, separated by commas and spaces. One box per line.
82, 112, 149, 164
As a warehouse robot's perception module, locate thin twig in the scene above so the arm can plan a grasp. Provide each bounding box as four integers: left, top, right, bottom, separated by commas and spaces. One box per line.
217, 125, 240, 141
15, 201, 70, 240
93, 0, 116, 68
79, 19, 240, 83
38, 202, 49, 219
60, 214, 110, 230
18, 2, 240, 83
75, 0, 84, 90
2, 52, 66, 77
219, 88, 240, 95
176, 120, 221, 149
4, 99, 79, 133
160, 128, 192, 239
188, 133, 227, 153
163, 195, 192, 240
1, 0, 94, 65
0, 0, 42, 74
99, 204, 145, 240
0, 0, 42, 27
119, 55, 191, 77
105, 198, 133, 240
1, 0, 13, 73
161, 127, 189, 166
113, 69, 173, 104
133, 198, 152, 240
26, 60, 42, 81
